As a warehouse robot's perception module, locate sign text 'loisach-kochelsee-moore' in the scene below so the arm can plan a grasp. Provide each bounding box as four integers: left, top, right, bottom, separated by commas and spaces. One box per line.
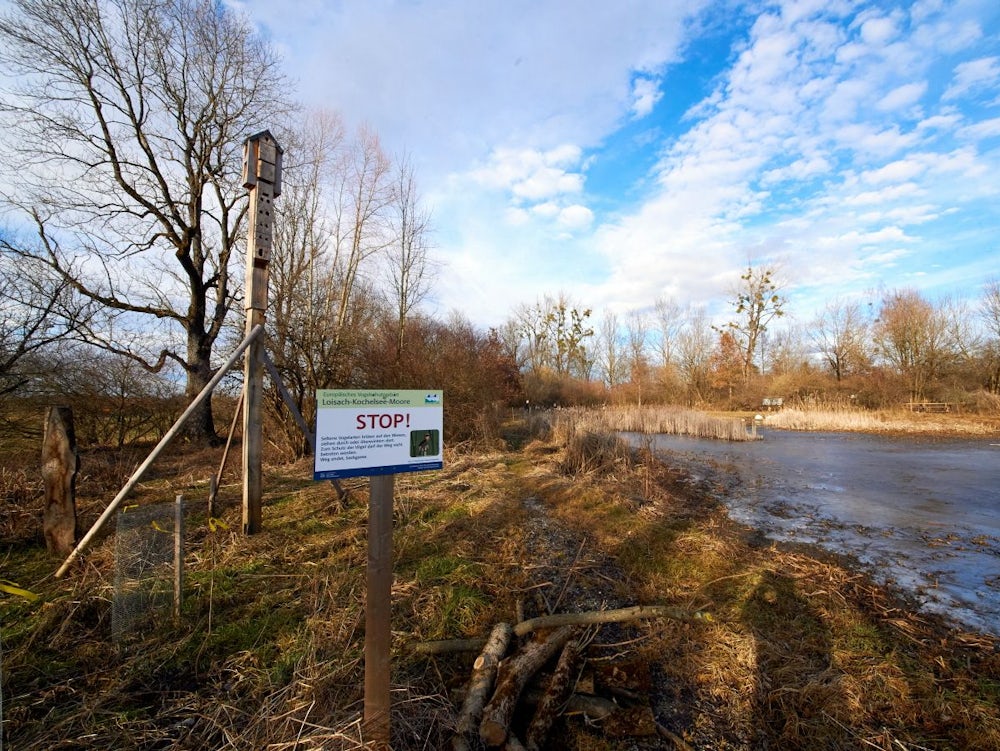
313, 390, 443, 480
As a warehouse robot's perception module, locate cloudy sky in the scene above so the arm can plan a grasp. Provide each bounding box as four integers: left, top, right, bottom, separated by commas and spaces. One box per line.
230, 0, 1000, 330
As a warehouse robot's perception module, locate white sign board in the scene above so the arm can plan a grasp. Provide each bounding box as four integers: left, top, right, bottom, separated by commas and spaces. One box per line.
314, 389, 443, 480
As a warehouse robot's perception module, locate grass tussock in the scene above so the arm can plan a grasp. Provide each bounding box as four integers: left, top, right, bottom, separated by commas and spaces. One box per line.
2, 420, 999, 749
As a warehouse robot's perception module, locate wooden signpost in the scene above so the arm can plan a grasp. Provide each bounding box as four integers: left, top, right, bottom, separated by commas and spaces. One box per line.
314, 390, 444, 746
241, 130, 282, 535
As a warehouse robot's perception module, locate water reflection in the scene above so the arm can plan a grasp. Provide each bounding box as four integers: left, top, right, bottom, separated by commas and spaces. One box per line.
636, 430, 1000, 635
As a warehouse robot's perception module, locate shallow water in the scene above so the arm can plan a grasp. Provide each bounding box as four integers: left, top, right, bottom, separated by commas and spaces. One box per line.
639, 430, 1000, 635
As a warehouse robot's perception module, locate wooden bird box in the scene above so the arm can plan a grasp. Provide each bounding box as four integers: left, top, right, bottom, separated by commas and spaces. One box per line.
242, 129, 283, 198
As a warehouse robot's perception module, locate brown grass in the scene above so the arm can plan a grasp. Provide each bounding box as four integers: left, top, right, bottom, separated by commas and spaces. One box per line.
544, 405, 758, 445
764, 406, 1000, 435
2, 418, 999, 749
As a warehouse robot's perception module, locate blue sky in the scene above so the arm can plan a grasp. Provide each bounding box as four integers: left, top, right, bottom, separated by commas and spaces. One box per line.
230, 0, 1000, 331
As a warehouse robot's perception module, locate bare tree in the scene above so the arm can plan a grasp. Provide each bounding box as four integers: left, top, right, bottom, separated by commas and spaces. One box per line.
764, 325, 809, 376
385, 153, 433, 371
0, 0, 289, 444
724, 265, 785, 381
265, 111, 345, 449
624, 310, 650, 404
596, 310, 626, 389
0, 236, 92, 397
327, 125, 393, 382
652, 296, 684, 370
811, 299, 871, 382
982, 279, 1000, 394
875, 289, 960, 402
677, 307, 713, 405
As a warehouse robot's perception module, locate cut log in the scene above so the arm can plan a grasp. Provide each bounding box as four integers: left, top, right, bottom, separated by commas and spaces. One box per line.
480, 625, 576, 747
41, 406, 79, 555
525, 638, 581, 751
452, 622, 513, 751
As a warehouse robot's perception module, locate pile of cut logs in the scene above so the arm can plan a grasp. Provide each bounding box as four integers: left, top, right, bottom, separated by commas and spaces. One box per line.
414, 604, 711, 750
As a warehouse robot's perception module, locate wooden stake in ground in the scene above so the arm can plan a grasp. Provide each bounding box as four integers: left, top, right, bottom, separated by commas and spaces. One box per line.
365, 474, 395, 747
241, 129, 282, 535
480, 625, 577, 747
41, 405, 78, 555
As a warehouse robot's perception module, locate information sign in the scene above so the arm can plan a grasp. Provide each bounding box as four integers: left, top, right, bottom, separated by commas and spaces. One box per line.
314, 389, 443, 479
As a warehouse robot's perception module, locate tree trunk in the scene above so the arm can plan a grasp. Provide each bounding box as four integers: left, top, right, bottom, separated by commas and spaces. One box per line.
182, 348, 219, 445
41, 405, 78, 555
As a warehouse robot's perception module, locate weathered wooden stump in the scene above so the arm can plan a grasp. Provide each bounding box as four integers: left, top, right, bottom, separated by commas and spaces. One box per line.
41, 405, 79, 555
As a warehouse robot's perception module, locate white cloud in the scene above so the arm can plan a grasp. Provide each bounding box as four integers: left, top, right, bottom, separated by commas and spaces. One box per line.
630, 76, 663, 119
861, 159, 926, 184
878, 81, 927, 111
859, 14, 900, 46
471, 145, 585, 202
558, 204, 594, 229
843, 183, 923, 206
944, 56, 1000, 100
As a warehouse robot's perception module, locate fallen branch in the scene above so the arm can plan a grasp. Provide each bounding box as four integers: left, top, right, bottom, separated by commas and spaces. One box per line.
413, 604, 711, 655
513, 604, 711, 637
452, 622, 513, 751
480, 626, 577, 747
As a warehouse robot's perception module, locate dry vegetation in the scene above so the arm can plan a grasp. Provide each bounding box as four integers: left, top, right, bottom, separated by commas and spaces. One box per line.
762, 405, 1000, 435
2, 414, 999, 750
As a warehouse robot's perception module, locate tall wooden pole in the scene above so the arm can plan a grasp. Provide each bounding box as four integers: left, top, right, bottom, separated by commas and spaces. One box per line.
241, 131, 282, 535
365, 474, 395, 746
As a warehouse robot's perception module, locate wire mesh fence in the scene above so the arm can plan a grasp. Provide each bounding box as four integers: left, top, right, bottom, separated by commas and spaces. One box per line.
112, 499, 183, 644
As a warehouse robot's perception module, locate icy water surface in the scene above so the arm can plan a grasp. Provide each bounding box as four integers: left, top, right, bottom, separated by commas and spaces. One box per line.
642, 430, 1000, 635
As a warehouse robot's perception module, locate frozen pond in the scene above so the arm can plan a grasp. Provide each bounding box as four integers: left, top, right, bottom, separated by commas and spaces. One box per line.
641, 430, 1000, 635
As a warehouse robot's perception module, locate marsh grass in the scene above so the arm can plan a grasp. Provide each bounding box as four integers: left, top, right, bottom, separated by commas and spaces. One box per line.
764, 405, 999, 435
548, 405, 758, 442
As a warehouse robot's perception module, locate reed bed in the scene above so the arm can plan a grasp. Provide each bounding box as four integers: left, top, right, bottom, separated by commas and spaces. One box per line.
764, 406, 997, 435
549, 405, 758, 442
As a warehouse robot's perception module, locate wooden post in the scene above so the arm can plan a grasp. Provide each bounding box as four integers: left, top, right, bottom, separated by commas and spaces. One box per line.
174, 493, 184, 625
241, 130, 282, 535
41, 406, 78, 556
365, 474, 395, 746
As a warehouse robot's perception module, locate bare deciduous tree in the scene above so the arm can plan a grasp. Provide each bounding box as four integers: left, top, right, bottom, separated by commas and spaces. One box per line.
624, 310, 650, 405
385, 153, 433, 371
811, 299, 871, 382
724, 265, 785, 381
677, 307, 713, 405
327, 125, 393, 382
875, 289, 961, 402
596, 310, 625, 389
0, 0, 289, 444
982, 279, 1000, 394
653, 296, 684, 370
